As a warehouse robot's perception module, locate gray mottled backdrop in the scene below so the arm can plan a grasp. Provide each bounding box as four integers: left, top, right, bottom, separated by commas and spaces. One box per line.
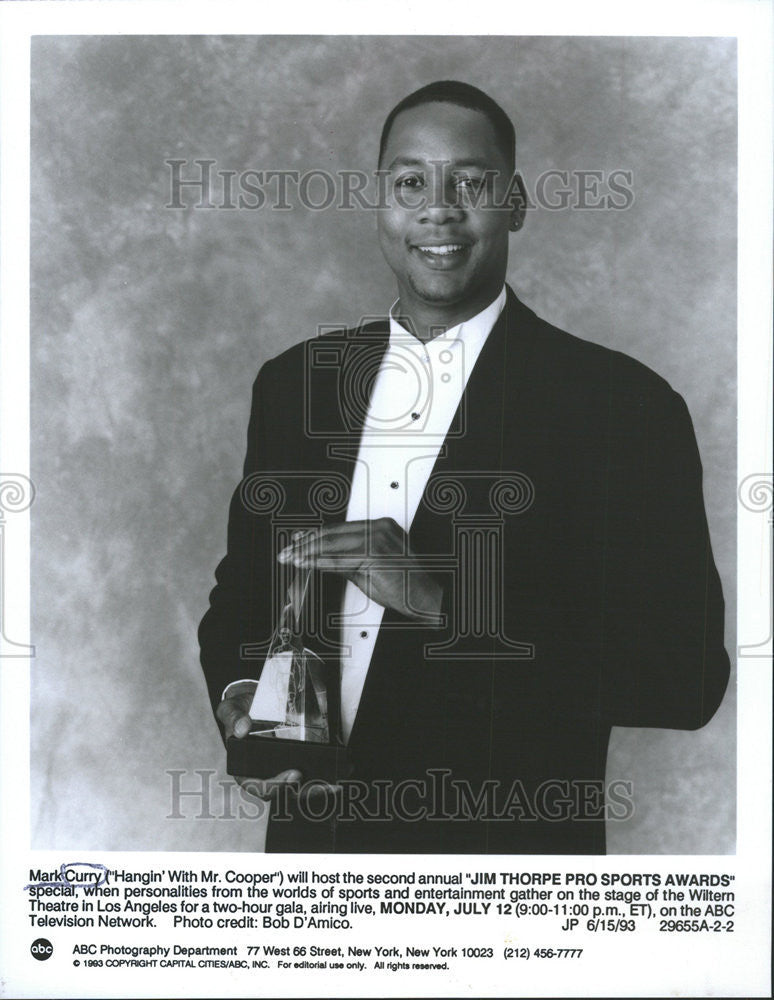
30, 35, 736, 853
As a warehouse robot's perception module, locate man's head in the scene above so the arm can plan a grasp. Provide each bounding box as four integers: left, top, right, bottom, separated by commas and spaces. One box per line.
376, 81, 523, 334
378, 80, 516, 173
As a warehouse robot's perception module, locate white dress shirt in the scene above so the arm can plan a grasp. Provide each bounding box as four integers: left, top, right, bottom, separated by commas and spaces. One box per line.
339, 286, 507, 741
223, 287, 507, 731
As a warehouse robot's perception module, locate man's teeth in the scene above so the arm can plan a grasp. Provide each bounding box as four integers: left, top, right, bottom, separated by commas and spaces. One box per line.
417, 244, 466, 255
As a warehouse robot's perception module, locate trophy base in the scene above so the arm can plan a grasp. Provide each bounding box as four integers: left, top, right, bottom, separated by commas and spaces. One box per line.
226, 724, 351, 784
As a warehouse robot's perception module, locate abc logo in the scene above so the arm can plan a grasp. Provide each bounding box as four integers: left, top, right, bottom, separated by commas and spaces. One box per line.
30, 938, 53, 961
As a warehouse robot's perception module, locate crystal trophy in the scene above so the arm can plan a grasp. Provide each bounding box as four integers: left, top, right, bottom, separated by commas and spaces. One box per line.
226, 565, 350, 783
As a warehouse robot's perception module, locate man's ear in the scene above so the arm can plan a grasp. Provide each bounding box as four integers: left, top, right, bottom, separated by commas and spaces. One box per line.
506, 172, 528, 231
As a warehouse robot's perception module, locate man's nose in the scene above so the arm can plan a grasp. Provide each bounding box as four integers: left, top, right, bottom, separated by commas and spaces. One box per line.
418, 176, 465, 223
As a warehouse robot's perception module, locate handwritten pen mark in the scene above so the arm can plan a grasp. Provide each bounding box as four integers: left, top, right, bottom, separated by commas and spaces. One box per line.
25, 862, 109, 892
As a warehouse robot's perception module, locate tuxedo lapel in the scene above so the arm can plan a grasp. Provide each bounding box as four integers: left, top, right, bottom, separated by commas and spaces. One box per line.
410, 286, 540, 541
306, 324, 391, 666
320, 323, 391, 512
346, 288, 542, 750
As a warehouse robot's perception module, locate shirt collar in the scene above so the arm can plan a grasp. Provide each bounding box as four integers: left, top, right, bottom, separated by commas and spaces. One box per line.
388, 285, 507, 355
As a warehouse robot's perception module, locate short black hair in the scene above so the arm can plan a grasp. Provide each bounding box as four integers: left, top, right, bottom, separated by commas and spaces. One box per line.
378, 80, 516, 170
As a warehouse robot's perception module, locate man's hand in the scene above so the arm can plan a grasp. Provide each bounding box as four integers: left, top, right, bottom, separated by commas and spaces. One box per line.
278, 519, 442, 622
216, 686, 302, 800
216, 687, 255, 740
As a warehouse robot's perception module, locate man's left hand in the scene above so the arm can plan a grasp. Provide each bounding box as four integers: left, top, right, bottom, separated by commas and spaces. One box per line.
278, 519, 442, 622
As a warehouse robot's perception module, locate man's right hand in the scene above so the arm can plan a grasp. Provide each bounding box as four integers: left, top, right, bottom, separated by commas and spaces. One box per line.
216, 686, 303, 800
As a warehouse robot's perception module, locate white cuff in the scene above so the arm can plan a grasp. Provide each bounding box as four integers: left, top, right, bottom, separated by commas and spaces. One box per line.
221, 678, 259, 701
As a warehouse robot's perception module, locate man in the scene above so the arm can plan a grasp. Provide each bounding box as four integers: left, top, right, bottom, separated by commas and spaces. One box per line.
199, 81, 729, 854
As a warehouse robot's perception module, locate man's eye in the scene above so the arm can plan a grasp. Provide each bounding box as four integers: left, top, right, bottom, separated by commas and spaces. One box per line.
454, 175, 484, 190
395, 174, 424, 189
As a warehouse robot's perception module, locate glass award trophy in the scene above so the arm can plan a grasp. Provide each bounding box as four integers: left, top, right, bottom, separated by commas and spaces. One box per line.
226, 566, 350, 784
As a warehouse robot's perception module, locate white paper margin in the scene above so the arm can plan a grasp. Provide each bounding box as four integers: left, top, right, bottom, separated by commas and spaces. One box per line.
0, 1, 770, 997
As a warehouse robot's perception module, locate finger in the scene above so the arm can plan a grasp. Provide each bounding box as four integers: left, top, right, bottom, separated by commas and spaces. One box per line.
236, 769, 303, 792
306, 556, 368, 572
278, 528, 315, 564
283, 521, 406, 563
278, 524, 366, 564
236, 769, 303, 801
215, 698, 244, 739
312, 520, 404, 557
299, 781, 342, 799
233, 713, 253, 739
216, 699, 253, 740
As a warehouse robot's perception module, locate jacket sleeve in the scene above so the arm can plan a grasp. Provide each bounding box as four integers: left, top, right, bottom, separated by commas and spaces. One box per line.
198, 360, 278, 722
599, 387, 730, 730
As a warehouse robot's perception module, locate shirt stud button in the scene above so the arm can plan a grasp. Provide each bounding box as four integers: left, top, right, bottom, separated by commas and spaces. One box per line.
390, 481, 399, 489
360, 630, 368, 638
411, 412, 420, 420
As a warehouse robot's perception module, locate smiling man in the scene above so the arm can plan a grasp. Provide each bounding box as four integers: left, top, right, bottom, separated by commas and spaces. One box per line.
199, 81, 729, 854
377, 96, 518, 333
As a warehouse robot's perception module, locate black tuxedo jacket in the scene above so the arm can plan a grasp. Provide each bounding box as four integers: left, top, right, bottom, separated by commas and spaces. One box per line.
199, 287, 729, 854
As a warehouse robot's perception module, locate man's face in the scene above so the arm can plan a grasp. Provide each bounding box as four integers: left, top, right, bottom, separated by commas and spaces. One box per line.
377, 101, 518, 329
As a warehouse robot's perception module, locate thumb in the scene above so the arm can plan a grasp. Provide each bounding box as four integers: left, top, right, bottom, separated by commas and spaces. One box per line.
216, 698, 253, 740
233, 713, 252, 739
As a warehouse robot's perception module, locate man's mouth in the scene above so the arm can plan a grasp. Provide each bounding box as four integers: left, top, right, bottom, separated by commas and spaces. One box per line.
412, 243, 471, 265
